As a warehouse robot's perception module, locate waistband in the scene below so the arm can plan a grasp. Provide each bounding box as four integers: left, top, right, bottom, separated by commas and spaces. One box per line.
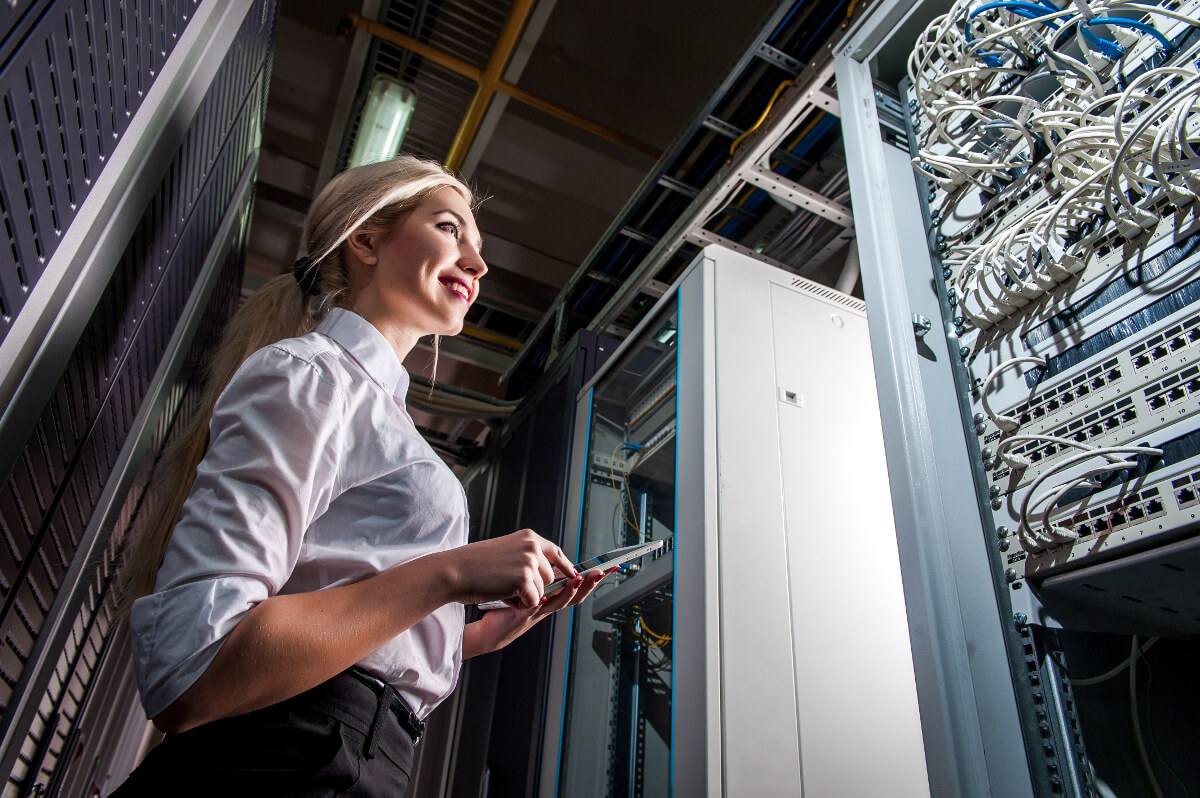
343, 666, 426, 746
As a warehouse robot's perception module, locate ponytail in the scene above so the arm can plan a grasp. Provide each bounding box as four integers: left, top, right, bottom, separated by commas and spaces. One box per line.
118, 275, 316, 606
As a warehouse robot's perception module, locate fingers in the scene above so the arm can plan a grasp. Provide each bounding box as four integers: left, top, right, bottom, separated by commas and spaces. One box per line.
553, 568, 611, 610
542, 578, 578, 613
537, 536, 577, 580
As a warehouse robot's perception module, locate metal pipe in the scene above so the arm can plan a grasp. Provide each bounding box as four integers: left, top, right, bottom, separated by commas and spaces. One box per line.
835, 237, 860, 295
445, 0, 537, 170
340, 12, 661, 163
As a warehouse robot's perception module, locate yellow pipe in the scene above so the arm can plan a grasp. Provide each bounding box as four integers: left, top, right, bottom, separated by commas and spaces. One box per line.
445, 0, 537, 170
461, 323, 524, 351
495, 79, 661, 160
341, 12, 662, 163
342, 13, 482, 82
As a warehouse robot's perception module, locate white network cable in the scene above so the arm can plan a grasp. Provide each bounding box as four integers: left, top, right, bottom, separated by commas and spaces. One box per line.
910, 0, 1200, 306
1015, 443, 1162, 551
979, 355, 1046, 431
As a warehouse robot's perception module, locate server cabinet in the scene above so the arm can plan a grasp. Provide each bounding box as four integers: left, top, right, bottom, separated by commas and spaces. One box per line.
839, 1, 1200, 795
0, 2, 276, 793
407, 331, 614, 798
539, 245, 930, 798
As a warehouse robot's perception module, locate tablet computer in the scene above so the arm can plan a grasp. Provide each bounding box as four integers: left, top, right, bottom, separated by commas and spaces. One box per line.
478, 539, 664, 610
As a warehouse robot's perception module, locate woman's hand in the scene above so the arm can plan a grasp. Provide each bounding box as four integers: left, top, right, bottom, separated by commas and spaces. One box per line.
462, 566, 617, 658
436, 528, 579, 609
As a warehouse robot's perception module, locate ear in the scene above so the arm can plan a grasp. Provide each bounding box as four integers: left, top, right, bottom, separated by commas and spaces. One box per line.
344, 228, 379, 266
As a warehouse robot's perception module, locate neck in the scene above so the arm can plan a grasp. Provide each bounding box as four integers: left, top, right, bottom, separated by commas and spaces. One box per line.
376, 324, 420, 365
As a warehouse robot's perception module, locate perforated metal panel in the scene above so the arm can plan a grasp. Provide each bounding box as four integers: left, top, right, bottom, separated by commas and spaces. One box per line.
0, 1, 277, 793
0, 0, 198, 345
15, 236, 247, 798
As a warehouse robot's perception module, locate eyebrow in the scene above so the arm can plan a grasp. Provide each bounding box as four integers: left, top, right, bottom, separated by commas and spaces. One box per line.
434, 208, 484, 253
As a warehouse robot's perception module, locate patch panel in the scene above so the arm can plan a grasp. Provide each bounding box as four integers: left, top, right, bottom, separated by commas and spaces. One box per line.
1057, 487, 1168, 544
1009, 360, 1122, 429
1004, 471, 1189, 581
959, 200, 1200, 339
980, 307, 1200, 447
956, 163, 1056, 248
989, 397, 1140, 490
1143, 365, 1200, 411
1171, 468, 1200, 510
988, 361, 1200, 492
1130, 315, 1200, 372
625, 418, 678, 478
979, 312, 1200, 490
628, 375, 678, 431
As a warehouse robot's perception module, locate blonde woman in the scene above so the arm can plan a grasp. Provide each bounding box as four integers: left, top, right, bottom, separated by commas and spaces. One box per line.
114, 156, 609, 796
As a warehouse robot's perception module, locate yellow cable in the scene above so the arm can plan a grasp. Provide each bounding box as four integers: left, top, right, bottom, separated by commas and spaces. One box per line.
637, 616, 673, 645
729, 79, 796, 157
609, 443, 643, 541
842, 0, 861, 30
713, 108, 827, 232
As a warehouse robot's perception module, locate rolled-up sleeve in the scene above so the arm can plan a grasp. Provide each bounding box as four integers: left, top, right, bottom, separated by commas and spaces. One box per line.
130, 345, 346, 718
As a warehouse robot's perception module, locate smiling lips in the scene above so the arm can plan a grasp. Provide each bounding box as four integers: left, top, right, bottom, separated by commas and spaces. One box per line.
439, 277, 471, 302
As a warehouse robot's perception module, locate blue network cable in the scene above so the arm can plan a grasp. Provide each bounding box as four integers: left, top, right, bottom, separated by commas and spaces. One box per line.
966, 0, 1142, 64
966, 1, 1065, 65
1086, 16, 1171, 52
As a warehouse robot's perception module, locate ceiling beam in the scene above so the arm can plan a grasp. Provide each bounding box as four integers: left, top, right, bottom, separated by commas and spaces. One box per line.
444, 0, 537, 170
340, 11, 662, 163
459, 0, 560, 176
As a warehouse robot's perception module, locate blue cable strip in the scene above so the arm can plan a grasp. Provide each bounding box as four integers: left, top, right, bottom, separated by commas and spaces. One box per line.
965, 0, 1130, 61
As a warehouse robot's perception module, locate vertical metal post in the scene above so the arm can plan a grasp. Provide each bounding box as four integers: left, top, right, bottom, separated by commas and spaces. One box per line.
836, 50, 1036, 798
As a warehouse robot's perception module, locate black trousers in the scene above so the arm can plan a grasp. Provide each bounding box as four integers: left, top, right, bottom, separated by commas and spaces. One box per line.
111, 670, 417, 797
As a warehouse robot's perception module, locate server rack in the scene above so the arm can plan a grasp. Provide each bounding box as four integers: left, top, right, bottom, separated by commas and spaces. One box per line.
0, 2, 276, 793
539, 245, 929, 798
405, 331, 614, 798
839, 1, 1200, 795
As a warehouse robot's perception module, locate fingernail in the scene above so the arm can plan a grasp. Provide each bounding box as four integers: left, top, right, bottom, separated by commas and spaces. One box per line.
540, 596, 548, 605
573, 578, 583, 587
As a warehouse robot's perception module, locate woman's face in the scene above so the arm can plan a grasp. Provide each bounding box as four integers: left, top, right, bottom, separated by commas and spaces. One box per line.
352, 185, 487, 347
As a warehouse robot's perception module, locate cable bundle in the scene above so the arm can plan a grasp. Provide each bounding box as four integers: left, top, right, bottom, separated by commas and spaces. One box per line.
909, 1, 1200, 331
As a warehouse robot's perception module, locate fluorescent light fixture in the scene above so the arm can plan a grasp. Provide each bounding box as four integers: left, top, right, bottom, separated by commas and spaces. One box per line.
346, 75, 418, 169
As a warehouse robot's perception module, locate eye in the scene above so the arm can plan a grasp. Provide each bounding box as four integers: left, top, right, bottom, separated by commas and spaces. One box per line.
437, 221, 460, 240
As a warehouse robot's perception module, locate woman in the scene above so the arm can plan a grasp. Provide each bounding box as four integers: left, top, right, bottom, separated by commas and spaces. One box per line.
115, 156, 608, 796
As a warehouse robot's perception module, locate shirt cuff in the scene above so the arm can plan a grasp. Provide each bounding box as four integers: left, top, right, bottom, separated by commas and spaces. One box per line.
129, 576, 266, 718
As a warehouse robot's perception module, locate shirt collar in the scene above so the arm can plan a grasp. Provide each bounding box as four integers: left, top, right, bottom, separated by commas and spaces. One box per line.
316, 308, 410, 406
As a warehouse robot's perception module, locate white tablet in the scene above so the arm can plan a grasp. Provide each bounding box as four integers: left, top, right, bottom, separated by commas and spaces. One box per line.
478, 539, 664, 610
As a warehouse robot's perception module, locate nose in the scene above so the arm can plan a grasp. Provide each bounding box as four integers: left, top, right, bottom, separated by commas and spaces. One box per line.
460, 243, 487, 278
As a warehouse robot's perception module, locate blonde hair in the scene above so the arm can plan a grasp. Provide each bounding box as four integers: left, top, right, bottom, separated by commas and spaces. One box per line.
120, 155, 476, 607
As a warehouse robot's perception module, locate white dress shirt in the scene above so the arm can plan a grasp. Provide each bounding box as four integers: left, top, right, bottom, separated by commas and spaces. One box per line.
129, 308, 468, 720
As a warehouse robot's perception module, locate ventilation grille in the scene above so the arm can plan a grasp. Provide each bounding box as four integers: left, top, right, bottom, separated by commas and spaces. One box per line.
0, 0, 201, 346
788, 275, 866, 312
0, 1, 275, 792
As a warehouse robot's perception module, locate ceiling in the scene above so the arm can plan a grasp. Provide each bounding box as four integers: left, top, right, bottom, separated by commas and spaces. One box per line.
246, 0, 853, 466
